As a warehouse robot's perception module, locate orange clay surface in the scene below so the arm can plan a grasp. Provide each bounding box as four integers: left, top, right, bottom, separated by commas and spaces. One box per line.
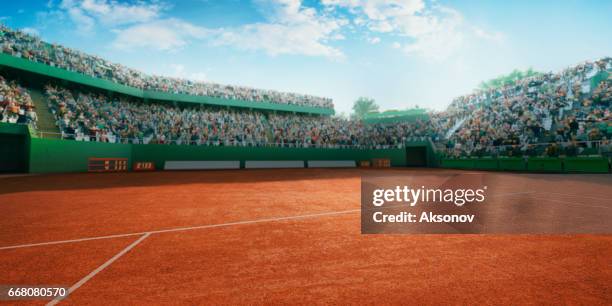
0, 169, 610, 305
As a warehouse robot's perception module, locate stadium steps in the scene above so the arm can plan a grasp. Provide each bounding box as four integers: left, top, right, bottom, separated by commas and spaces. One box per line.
28, 88, 60, 138
261, 115, 275, 144
444, 116, 468, 139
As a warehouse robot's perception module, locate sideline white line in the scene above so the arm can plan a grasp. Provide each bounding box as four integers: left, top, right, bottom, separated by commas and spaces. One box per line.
46, 233, 150, 306
0, 191, 539, 251
0, 192, 538, 251
0, 209, 360, 251
148, 209, 360, 235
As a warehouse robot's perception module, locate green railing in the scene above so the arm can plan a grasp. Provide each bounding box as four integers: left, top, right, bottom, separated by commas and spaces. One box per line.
0, 53, 334, 115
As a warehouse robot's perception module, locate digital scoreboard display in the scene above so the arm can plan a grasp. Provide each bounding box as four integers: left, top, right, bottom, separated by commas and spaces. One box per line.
88, 158, 128, 172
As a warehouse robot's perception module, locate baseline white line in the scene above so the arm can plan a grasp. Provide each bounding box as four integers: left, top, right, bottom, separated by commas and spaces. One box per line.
0, 209, 360, 251
0, 232, 144, 251
46, 233, 150, 306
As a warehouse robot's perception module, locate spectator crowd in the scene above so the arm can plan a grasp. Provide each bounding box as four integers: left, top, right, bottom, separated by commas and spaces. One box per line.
443, 57, 612, 157
45, 85, 269, 146
0, 25, 333, 109
35, 56, 612, 155
1, 21, 610, 157
0, 74, 37, 126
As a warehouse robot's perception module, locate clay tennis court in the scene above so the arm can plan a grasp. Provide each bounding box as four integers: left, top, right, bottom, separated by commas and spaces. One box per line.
0, 169, 610, 305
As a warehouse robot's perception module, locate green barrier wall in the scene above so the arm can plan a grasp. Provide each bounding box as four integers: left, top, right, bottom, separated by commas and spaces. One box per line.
440, 157, 609, 173
473, 158, 498, 170
564, 157, 609, 173
0, 123, 30, 172
131, 144, 407, 169
0, 122, 31, 135
440, 158, 475, 169
0, 53, 333, 115
497, 157, 526, 171
29, 138, 133, 173
26, 138, 406, 173
527, 157, 564, 172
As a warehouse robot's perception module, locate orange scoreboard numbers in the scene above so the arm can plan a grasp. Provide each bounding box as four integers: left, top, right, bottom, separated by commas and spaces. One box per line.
133, 162, 156, 171
371, 158, 391, 168
88, 158, 129, 172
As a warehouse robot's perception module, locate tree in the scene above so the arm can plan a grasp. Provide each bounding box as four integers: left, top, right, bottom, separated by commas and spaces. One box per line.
478, 68, 543, 90
351, 97, 379, 119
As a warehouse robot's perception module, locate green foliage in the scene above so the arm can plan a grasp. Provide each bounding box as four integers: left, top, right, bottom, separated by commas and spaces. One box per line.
478, 68, 543, 90
351, 97, 379, 119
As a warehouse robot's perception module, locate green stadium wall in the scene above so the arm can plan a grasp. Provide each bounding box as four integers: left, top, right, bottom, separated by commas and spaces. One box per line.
497, 157, 526, 171
29, 138, 133, 173
0, 123, 30, 172
132, 145, 406, 170
23, 133, 407, 173
440, 156, 610, 173
564, 157, 609, 173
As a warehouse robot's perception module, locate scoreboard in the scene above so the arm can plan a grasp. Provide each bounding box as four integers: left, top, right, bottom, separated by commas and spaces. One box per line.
371, 158, 391, 168
133, 161, 155, 171
88, 158, 128, 172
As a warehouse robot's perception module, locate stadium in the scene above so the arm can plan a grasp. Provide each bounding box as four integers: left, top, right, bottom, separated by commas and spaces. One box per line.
0, 1, 611, 304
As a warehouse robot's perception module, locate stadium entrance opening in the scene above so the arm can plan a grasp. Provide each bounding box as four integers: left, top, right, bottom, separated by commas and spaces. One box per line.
0, 132, 27, 173
405, 146, 427, 167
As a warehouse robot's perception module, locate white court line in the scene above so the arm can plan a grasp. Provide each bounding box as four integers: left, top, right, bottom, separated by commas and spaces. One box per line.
46, 233, 150, 306
0, 192, 537, 251
0, 232, 145, 251
0, 209, 360, 251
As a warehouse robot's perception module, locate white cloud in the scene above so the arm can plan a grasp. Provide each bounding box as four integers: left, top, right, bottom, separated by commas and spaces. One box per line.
45, 0, 501, 60
112, 18, 210, 51
60, 0, 162, 27
65, 6, 96, 33
391, 41, 401, 49
168, 64, 208, 81
401, 6, 466, 61
51, 0, 346, 58
473, 26, 504, 43
322, 0, 503, 61
214, 0, 347, 58
47, 0, 207, 51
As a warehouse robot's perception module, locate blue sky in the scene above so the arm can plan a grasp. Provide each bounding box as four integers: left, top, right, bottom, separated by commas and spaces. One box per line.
1, 0, 611, 114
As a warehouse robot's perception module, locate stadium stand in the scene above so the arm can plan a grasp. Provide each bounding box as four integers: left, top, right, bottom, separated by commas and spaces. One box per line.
0, 25, 333, 109
0, 24, 610, 173
0, 74, 37, 127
